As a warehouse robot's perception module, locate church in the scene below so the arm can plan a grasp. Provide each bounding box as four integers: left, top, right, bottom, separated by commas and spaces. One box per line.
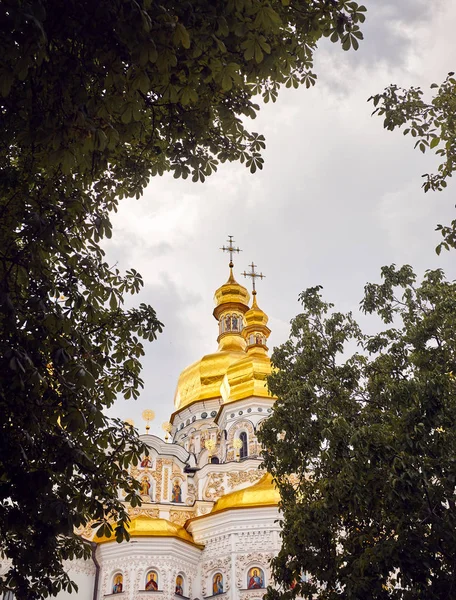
56, 241, 281, 600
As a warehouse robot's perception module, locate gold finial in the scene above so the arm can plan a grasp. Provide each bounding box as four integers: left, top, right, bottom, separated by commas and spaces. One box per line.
220, 235, 242, 268
242, 262, 265, 295
205, 438, 216, 459
142, 409, 155, 433
124, 418, 135, 428
233, 438, 243, 461
162, 421, 172, 442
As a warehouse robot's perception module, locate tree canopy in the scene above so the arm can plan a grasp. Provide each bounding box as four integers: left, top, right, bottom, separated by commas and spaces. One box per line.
0, 0, 366, 598
260, 266, 456, 600
370, 73, 456, 253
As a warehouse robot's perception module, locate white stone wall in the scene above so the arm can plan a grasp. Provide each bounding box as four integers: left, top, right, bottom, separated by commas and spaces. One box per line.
95, 538, 201, 600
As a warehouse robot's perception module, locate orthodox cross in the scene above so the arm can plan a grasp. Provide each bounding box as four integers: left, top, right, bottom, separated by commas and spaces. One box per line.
220, 235, 241, 267
242, 262, 265, 295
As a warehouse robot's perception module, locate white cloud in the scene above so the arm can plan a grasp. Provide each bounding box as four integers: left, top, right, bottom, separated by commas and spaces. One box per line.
105, 0, 456, 435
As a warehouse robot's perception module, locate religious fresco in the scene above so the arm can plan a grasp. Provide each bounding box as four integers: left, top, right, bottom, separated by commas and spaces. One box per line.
213, 573, 223, 595
175, 575, 184, 596
112, 573, 123, 594
141, 476, 151, 496
172, 480, 182, 503
145, 570, 159, 591
247, 567, 264, 589
141, 456, 152, 468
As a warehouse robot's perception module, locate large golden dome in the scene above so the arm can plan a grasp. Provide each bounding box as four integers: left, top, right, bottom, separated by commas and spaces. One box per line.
95, 516, 203, 548
173, 268, 250, 411
210, 473, 280, 514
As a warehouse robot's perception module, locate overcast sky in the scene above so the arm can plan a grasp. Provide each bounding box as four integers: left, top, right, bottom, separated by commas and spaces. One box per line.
104, 0, 456, 436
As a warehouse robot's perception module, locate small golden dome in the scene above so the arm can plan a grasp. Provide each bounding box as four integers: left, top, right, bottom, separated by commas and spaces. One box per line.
244, 294, 269, 328
95, 516, 203, 548
211, 473, 280, 514
223, 292, 275, 403
213, 268, 250, 319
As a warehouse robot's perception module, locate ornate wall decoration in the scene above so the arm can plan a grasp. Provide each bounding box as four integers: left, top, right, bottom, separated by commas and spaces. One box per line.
163, 467, 170, 501
235, 552, 274, 589
226, 420, 257, 461
226, 420, 255, 445
226, 469, 264, 490
75, 522, 97, 541
128, 507, 160, 519
186, 482, 196, 505
63, 558, 95, 576
200, 533, 231, 557
203, 473, 225, 501
169, 509, 194, 526
196, 504, 212, 517
235, 531, 273, 552
101, 557, 132, 597
201, 556, 231, 596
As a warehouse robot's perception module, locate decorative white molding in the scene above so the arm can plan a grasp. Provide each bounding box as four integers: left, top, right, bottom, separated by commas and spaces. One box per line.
235, 553, 274, 589
201, 557, 231, 596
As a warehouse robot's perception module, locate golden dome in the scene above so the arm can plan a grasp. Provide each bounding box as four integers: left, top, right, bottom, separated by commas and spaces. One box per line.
244, 293, 269, 328
223, 293, 275, 402
213, 268, 250, 319
173, 268, 251, 411
173, 349, 246, 410
223, 351, 274, 402
95, 516, 203, 548
211, 473, 280, 514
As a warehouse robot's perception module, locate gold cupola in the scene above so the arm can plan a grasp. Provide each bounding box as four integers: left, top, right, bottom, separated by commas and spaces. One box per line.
213, 267, 250, 352
210, 473, 280, 514
222, 264, 275, 403
173, 238, 250, 412
242, 292, 271, 353
223, 290, 274, 402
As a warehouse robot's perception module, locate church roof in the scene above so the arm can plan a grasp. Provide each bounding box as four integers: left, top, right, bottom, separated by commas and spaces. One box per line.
173, 266, 274, 413
210, 473, 280, 514
95, 516, 203, 548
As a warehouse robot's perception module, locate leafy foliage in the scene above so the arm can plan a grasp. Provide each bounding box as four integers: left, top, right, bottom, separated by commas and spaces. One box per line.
0, 0, 365, 597
260, 266, 456, 599
369, 73, 456, 253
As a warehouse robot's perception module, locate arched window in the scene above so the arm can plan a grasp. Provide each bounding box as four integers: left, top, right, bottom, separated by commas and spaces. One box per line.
212, 573, 224, 595
239, 431, 248, 459
247, 567, 264, 589
210, 456, 220, 464
145, 570, 159, 591
112, 573, 123, 594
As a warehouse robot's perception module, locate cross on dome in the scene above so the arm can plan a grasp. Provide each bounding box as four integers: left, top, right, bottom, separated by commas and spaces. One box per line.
242, 262, 265, 295
220, 235, 242, 268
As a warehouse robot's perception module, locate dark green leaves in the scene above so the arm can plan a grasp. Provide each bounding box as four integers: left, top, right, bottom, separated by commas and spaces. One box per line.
0, 0, 366, 597
260, 266, 456, 600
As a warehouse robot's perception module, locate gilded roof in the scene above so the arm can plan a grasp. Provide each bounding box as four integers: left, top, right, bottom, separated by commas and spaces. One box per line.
210, 473, 280, 514
95, 516, 203, 548
174, 349, 246, 410
173, 270, 275, 411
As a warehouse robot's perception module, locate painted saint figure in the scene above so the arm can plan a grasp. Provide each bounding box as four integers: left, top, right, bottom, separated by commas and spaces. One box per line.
175, 575, 184, 596
113, 574, 123, 594
172, 480, 182, 503
213, 573, 223, 595
247, 568, 264, 589
141, 456, 152, 468
141, 476, 151, 496
146, 571, 158, 591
